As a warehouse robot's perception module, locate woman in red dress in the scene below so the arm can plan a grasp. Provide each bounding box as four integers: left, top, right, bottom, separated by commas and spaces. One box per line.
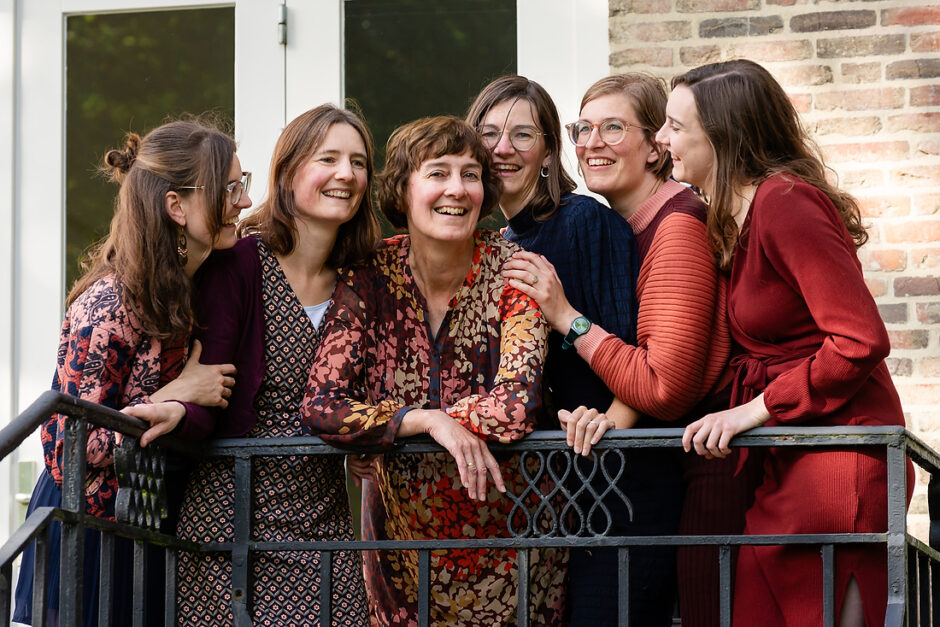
663, 59, 914, 626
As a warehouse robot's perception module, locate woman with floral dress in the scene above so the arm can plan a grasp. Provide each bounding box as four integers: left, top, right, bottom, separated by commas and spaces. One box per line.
302, 116, 564, 625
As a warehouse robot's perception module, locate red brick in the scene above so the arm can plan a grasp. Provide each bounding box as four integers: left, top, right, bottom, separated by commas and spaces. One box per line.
856, 195, 910, 219
911, 85, 940, 107
840, 62, 881, 84
911, 248, 940, 270
813, 116, 882, 136
884, 220, 940, 244
611, 20, 692, 42
815, 88, 905, 111
817, 35, 906, 58
879, 303, 908, 324
894, 383, 940, 406
917, 139, 940, 156
767, 0, 808, 5
866, 277, 887, 297
680, 45, 721, 66
728, 40, 813, 62
920, 357, 940, 377
912, 195, 940, 217
894, 276, 940, 296
857, 248, 906, 272
790, 93, 812, 113
839, 169, 884, 188
635, 0, 673, 12
887, 59, 940, 80
822, 141, 908, 163
915, 302, 940, 324
887, 113, 940, 133
774, 64, 833, 87
888, 330, 929, 349
610, 47, 673, 68
677, 0, 758, 11
885, 356, 913, 376
791, 10, 876, 32
911, 32, 940, 53
890, 165, 940, 187
882, 6, 940, 27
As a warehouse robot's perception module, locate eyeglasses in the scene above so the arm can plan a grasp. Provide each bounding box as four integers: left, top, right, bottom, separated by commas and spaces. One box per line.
565, 120, 634, 146
178, 171, 252, 206
477, 125, 545, 152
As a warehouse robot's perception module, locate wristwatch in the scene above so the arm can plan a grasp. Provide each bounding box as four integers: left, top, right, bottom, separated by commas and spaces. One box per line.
561, 316, 592, 350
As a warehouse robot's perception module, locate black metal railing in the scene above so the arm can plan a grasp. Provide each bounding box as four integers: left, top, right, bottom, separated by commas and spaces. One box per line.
1, 390, 938, 626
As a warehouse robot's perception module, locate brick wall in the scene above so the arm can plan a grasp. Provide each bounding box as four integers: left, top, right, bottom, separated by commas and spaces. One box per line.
607, 0, 939, 540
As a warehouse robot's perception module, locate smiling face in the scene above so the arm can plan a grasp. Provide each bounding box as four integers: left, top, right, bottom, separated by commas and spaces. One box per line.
404, 151, 484, 247
478, 98, 549, 217
292, 122, 369, 227
183, 152, 252, 261
657, 85, 716, 195
575, 93, 661, 214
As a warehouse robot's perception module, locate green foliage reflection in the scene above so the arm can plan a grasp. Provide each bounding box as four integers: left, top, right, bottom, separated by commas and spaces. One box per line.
66, 8, 234, 292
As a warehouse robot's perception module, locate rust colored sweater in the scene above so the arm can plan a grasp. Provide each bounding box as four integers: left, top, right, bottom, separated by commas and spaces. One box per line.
577, 180, 731, 422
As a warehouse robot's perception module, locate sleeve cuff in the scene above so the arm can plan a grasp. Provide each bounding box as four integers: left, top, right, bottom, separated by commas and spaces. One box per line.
172, 401, 212, 441
576, 324, 613, 365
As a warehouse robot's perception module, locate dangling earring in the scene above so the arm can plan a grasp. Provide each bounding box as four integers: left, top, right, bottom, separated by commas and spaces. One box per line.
176, 225, 188, 266
540, 165, 550, 178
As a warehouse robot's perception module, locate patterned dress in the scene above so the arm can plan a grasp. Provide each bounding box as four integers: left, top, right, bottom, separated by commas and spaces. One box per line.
302, 230, 564, 626
176, 240, 368, 626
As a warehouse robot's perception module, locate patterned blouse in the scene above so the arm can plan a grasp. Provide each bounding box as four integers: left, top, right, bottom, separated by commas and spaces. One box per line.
42, 275, 186, 519
301, 230, 565, 625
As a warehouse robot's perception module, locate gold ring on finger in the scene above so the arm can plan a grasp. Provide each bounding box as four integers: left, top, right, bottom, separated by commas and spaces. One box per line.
531, 274, 539, 285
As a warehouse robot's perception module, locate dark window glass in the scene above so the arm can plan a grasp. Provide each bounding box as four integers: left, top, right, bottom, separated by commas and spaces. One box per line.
66, 8, 235, 291
344, 0, 516, 233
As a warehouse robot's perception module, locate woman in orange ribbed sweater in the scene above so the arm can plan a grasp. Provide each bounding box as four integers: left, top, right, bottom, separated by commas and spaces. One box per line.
505, 74, 756, 627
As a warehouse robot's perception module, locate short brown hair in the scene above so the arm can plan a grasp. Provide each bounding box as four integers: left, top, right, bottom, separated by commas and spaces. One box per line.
239, 103, 380, 268
580, 73, 672, 182
377, 116, 501, 230
466, 75, 575, 221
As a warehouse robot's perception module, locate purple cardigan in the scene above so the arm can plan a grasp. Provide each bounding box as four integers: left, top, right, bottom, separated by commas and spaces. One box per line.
176, 237, 266, 440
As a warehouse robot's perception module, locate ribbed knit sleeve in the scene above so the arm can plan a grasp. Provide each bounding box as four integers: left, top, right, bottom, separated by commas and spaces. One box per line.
579, 212, 730, 421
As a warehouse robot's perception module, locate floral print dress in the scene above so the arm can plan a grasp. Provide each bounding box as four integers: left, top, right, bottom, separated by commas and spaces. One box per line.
302, 230, 565, 626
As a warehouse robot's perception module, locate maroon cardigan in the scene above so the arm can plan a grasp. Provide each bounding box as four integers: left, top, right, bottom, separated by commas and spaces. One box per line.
176, 237, 266, 440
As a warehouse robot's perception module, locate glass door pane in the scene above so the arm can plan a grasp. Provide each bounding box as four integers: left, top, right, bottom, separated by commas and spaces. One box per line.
65, 8, 235, 290
344, 0, 517, 232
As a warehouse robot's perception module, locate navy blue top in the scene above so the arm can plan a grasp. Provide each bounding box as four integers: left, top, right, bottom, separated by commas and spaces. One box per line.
504, 193, 639, 420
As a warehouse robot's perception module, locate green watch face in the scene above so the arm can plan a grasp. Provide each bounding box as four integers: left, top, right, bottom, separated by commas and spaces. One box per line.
571, 316, 591, 334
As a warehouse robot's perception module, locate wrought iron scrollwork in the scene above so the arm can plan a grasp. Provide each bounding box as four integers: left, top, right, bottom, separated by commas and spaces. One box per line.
504, 448, 633, 538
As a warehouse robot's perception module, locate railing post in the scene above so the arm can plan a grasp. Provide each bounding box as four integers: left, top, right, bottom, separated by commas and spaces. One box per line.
60, 413, 87, 627
231, 457, 253, 626
884, 435, 908, 627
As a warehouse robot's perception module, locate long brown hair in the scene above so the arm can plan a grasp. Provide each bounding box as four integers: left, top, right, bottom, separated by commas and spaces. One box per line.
238, 104, 380, 268
466, 75, 575, 220
580, 73, 672, 182
377, 116, 501, 230
70, 118, 236, 340
672, 59, 867, 271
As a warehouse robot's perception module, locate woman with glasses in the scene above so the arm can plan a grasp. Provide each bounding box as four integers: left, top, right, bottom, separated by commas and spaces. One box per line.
505, 73, 748, 627
14, 118, 246, 627
302, 116, 562, 625
147, 104, 379, 625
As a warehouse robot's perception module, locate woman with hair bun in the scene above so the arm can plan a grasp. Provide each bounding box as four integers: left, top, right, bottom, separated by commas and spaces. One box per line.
667, 59, 915, 626
14, 118, 248, 626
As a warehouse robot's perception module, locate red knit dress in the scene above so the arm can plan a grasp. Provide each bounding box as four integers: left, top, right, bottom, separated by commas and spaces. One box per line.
727, 175, 914, 626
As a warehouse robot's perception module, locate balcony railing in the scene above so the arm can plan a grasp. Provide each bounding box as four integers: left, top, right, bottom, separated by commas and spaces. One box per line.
1, 390, 938, 626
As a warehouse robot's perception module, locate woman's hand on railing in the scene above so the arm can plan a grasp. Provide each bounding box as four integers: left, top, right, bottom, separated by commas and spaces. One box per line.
399, 408, 506, 501
347, 454, 379, 487
682, 394, 772, 459
151, 340, 236, 408
122, 401, 187, 447
559, 406, 616, 457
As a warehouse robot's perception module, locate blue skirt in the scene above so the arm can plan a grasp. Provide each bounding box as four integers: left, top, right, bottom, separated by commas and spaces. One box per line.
12, 470, 132, 627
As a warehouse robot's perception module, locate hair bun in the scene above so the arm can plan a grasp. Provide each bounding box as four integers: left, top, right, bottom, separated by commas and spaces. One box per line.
104, 132, 142, 180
